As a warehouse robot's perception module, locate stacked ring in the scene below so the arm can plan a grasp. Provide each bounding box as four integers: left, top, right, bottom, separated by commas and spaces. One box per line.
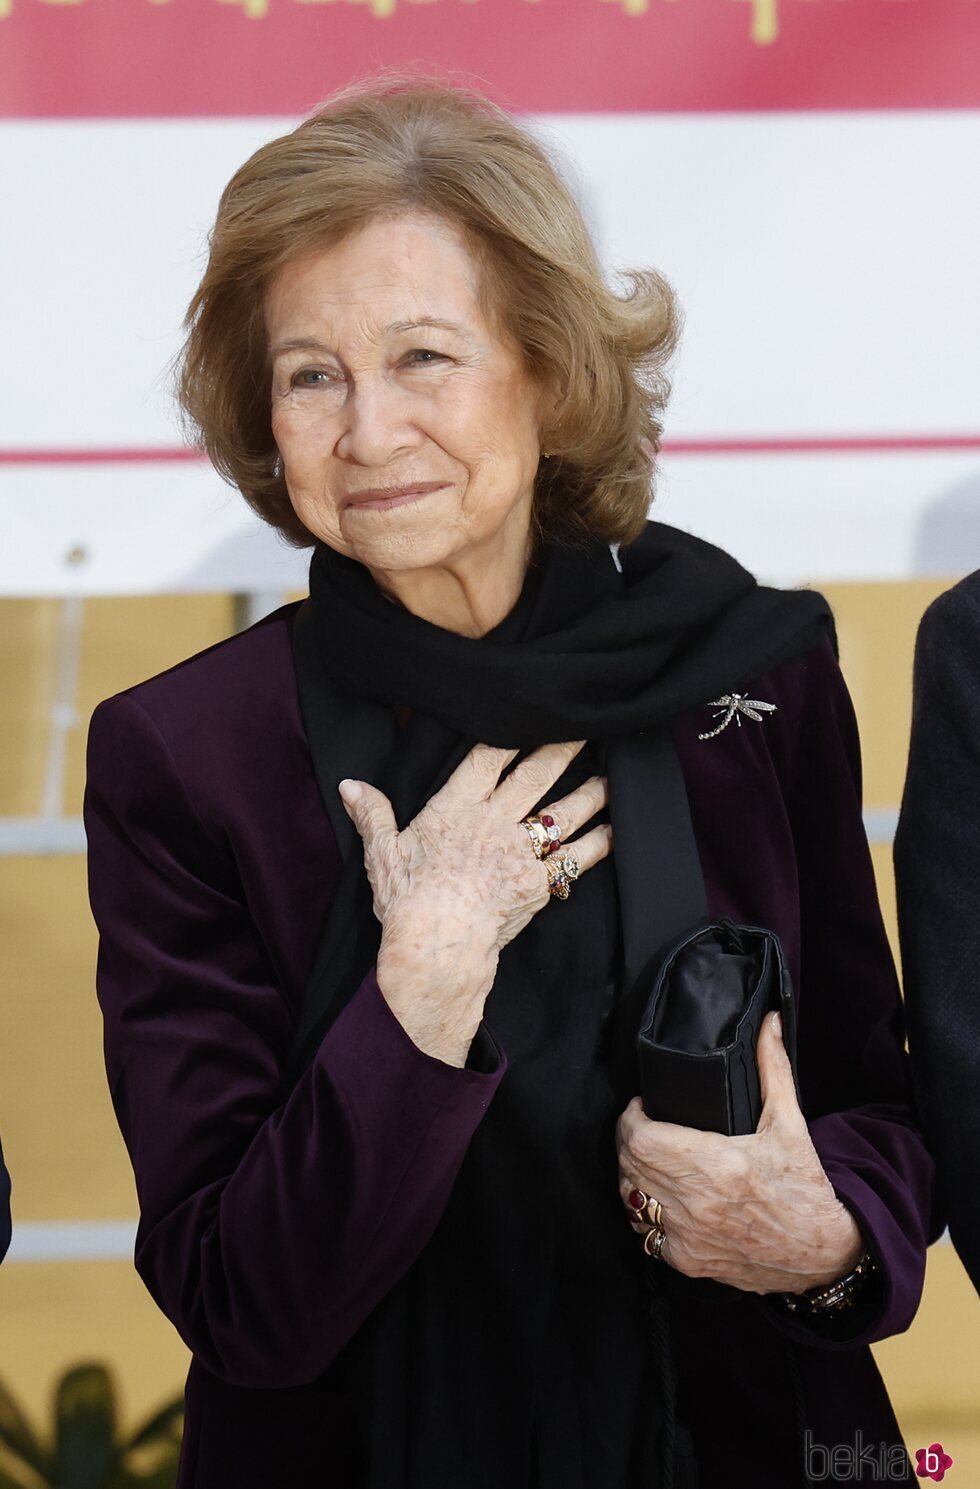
545, 852, 580, 901
627, 1187, 652, 1224
644, 1227, 667, 1260
521, 813, 563, 860
626, 1187, 668, 1259
627, 1189, 662, 1230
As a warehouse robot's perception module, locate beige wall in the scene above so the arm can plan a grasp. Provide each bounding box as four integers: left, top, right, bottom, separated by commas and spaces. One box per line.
0, 582, 977, 1465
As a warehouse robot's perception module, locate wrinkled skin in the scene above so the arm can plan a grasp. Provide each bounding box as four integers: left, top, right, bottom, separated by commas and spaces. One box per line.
267, 211, 551, 639
340, 740, 611, 1068
616, 1014, 864, 1293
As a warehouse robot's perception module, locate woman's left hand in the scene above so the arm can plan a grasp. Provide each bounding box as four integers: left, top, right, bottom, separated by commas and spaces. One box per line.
616, 1012, 864, 1294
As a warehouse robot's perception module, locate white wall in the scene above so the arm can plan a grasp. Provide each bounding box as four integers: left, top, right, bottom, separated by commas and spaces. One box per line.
2, 112, 978, 592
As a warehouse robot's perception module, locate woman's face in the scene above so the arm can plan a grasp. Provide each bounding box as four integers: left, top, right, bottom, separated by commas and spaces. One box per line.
266, 211, 546, 580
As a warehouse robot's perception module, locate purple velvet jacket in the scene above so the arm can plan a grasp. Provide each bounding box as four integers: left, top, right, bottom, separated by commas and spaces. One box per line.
83, 601, 939, 1489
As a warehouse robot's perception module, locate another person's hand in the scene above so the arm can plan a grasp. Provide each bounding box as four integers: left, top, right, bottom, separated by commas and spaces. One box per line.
616, 1011, 864, 1293
339, 741, 611, 1065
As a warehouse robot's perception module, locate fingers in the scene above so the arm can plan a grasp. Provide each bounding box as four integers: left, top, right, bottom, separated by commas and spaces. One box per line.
545, 822, 612, 880
756, 1011, 806, 1134
616, 1175, 673, 1266
438, 744, 521, 805
618, 1174, 663, 1219
338, 779, 398, 851
492, 740, 587, 818
532, 775, 608, 843
426, 739, 592, 820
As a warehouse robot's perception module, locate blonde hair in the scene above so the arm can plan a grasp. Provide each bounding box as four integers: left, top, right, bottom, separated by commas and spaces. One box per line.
179, 76, 680, 549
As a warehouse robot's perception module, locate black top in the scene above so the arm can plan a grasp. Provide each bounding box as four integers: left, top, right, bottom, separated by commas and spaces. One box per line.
288, 522, 833, 1488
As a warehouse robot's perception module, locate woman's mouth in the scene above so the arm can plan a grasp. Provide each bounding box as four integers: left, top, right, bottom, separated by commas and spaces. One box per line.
342, 483, 448, 513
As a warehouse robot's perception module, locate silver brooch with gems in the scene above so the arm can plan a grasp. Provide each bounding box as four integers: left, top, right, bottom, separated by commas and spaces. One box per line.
698, 694, 777, 741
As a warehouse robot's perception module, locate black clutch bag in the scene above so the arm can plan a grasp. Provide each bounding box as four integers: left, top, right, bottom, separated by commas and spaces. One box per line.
635, 918, 801, 1136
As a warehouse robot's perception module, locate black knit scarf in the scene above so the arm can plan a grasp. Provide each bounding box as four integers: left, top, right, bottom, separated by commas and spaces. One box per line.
303, 520, 831, 749
289, 520, 832, 1489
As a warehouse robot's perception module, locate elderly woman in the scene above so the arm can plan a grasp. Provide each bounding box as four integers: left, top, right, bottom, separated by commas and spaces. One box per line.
84, 81, 937, 1489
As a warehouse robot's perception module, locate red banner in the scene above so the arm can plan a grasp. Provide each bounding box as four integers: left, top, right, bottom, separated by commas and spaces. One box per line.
1, 0, 979, 117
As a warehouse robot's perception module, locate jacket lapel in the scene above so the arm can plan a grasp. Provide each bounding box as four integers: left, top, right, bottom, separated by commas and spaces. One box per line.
284, 600, 398, 1082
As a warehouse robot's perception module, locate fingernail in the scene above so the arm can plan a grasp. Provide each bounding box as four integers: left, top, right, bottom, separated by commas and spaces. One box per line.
338, 779, 362, 806
771, 1011, 783, 1039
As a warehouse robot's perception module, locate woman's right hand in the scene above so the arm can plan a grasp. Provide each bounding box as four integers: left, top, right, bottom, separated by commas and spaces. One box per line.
338, 741, 611, 1066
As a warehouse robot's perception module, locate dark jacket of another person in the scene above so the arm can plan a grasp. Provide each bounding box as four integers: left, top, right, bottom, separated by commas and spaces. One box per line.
895, 570, 980, 1293
0, 1137, 10, 1261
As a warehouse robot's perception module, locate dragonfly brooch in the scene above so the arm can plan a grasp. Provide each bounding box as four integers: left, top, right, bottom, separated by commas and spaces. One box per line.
698, 693, 777, 741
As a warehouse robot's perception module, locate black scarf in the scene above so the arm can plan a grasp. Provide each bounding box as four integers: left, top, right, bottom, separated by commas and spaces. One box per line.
303, 521, 831, 749
289, 520, 831, 1489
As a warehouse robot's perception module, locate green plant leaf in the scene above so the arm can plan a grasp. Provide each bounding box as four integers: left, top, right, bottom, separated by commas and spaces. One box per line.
54, 1365, 119, 1489
0, 1463, 45, 1489
132, 1450, 180, 1489
0, 1375, 49, 1478
106, 1446, 180, 1489
120, 1399, 183, 1455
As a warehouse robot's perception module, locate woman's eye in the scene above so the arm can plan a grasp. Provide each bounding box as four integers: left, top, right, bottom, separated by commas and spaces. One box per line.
291, 368, 339, 388
405, 348, 447, 366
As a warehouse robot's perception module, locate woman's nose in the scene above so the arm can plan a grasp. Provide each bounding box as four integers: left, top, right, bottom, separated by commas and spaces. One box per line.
334, 378, 421, 466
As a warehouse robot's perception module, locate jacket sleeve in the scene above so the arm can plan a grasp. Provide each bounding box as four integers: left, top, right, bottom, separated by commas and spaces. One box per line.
894, 582, 980, 1293
759, 639, 941, 1349
84, 692, 506, 1389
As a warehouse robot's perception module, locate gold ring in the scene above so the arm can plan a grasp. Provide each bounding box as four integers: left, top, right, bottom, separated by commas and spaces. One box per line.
626, 1186, 651, 1224
644, 1226, 667, 1260
630, 1199, 662, 1229
521, 813, 562, 861
545, 858, 572, 900
521, 818, 550, 860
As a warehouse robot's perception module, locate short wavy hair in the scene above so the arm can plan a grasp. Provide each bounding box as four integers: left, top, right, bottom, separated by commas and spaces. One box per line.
179, 76, 680, 549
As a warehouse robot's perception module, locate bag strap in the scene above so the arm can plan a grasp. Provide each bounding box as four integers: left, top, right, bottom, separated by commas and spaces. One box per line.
605, 726, 709, 1110
606, 726, 709, 994
604, 726, 712, 1489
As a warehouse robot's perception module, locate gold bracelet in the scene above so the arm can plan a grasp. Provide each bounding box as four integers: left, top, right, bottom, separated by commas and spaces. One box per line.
779, 1247, 877, 1315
